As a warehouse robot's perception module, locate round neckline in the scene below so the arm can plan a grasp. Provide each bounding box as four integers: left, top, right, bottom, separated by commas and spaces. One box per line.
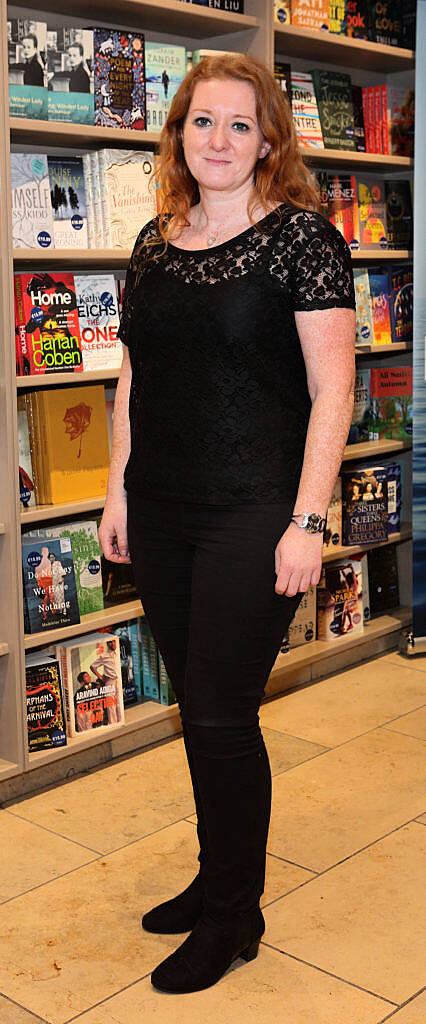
166, 203, 286, 254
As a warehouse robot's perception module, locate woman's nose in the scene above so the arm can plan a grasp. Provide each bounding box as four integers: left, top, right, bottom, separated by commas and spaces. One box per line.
209, 124, 228, 150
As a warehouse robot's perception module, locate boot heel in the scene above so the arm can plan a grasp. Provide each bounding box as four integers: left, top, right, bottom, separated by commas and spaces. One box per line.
240, 937, 261, 962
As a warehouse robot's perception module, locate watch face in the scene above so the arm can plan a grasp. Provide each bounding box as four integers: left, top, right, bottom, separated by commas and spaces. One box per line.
307, 513, 323, 532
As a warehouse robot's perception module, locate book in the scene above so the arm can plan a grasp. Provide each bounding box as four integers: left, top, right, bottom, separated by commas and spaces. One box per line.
25, 652, 67, 751
369, 0, 402, 46
280, 585, 317, 653
380, 84, 390, 155
22, 535, 80, 633
8, 18, 47, 120
98, 621, 141, 706
401, 0, 417, 49
25, 520, 104, 616
75, 274, 122, 370
326, 173, 360, 250
323, 476, 342, 551
89, 151, 104, 247
315, 170, 329, 217
369, 366, 413, 442
374, 86, 382, 154
17, 395, 36, 508
386, 462, 402, 534
388, 264, 413, 344
46, 24, 94, 124
93, 29, 145, 130
105, 386, 115, 454
384, 180, 413, 250
274, 61, 292, 106
145, 42, 186, 132
47, 156, 88, 248
341, 465, 388, 545
386, 85, 415, 157
368, 272, 393, 345
329, 0, 346, 34
82, 154, 95, 249
311, 69, 356, 151
157, 650, 177, 705
100, 555, 138, 604
353, 269, 374, 346
191, 49, 243, 66
98, 149, 157, 248
346, 0, 369, 38
139, 617, 160, 700
291, 0, 329, 29
317, 559, 364, 640
357, 178, 387, 249
55, 632, 124, 735
348, 368, 370, 444
14, 271, 83, 375
351, 553, 370, 624
351, 85, 366, 153
11, 153, 54, 250
290, 72, 324, 148
273, 1, 291, 23
367, 544, 399, 613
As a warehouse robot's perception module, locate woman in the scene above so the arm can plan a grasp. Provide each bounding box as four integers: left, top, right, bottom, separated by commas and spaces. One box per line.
99, 53, 356, 994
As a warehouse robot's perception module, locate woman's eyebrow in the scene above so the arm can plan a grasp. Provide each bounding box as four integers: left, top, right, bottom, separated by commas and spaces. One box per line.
191, 107, 255, 123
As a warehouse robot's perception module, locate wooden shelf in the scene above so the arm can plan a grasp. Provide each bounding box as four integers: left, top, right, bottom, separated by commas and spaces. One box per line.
323, 523, 411, 563
274, 23, 415, 72
301, 147, 413, 171
343, 438, 412, 460
18, 0, 259, 35
356, 342, 413, 355
0, 523, 5, 535
10, 118, 158, 149
24, 599, 144, 650
17, 369, 120, 389
21, 496, 106, 525
0, 759, 20, 782
0, 643, 9, 657
13, 248, 131, 268
353, 250, 412, 261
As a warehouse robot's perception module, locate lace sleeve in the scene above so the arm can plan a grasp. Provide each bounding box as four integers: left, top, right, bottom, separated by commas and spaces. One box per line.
117, 217, 160, 349
290, 212, 356, 312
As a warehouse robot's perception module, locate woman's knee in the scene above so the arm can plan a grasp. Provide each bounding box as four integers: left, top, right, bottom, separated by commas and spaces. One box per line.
183, 718, 263, 759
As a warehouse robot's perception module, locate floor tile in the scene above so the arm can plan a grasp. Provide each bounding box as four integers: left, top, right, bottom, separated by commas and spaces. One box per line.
5, 738, 195, 855
383, 652, 426, 673
264, 822, 426, 1006
65, 946, 391, 1024
0, 994, 47, 1023
268, 728, 425, 872
0, 811, 96, 903
259, 655, 426, 748
383, 706, 426, 742
378, 990, 426, 1022
261, 725, 327, 772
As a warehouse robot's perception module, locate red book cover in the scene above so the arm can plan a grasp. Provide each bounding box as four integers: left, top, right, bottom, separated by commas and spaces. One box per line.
361, 88, 371, 153
327, 174, 360, 250
367, 87, 375, 153
381, 85, 390, 155
374, 87, 382, 154
14, 271, 83, 376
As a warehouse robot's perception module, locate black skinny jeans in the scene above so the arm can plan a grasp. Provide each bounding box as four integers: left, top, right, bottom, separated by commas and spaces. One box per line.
126, 492, 305, 921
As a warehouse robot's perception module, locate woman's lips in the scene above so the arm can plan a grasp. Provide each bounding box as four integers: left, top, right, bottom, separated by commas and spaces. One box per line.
205, 158, 231, 164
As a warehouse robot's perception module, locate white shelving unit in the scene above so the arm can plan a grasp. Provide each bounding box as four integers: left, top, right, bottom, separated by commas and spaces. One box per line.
0, 0, 415, 798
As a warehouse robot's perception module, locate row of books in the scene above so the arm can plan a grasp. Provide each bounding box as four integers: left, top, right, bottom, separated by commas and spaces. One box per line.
316, 176, 413, 251
11, 151, 157, 252
273, 0, 415, 48
25, 617, 177, 753
350, 367, 412, 444
282, 541, 399, 652
353, 267, 412, 346
275, 63, 414, 156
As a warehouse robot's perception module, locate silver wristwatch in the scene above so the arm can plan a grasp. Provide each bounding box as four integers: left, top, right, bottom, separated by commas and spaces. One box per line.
291, 512, 326, 534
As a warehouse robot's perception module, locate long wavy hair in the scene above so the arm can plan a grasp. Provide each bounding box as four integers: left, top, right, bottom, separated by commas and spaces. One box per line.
144, 52, 321, 261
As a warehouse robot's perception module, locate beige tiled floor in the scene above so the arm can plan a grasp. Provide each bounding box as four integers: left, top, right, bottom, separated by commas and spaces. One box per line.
1, 650, 425, 1024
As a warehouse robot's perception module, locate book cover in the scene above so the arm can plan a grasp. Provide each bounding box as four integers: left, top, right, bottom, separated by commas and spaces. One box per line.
98, 622, 139, 706
280, 585, 316, 653
357, 178, 387, 249
369, 0, 402, 46
105, 386, 116, 454
387, 86, 415, 157
8, 18, 47, 120
384, 180, 413, 250
369, 366, 413, 441
315, 170, 329, 217
274, 61, 292, 107
47, 156, 88, 248
17, 395, 36, 508
290, 72, 324, 148
100, 555, 138, 604
93, 29, 145, 130
317, 559, 364, 640
348, 368, 370, 444
273, 1, 291, 22
351, 84, 366, 152
25, 653, 67, 751
367, 544, 399, 613
386, 462, 402, 534
56, 632, 124, 735
368, 272, 393, 345
323, 476, 342, 551
388, 264, 413, 344
374, 86, 382, 154
311, 69, 356, 151
329, 0, 346, 34
346, 1, 369, 39
75, 274, 122, 370
326, 173, 360, 249
291, 0, 329, 29
98, 149, 157, 248
14, 271, 83, 375
341, 466, 388, 545
89, 151, 104, 247
82, 154, 95, 248
380, 84, 390, 155
351, 552, 371, 623
37, 385, 110, 503
139, 617, 160, 700
157, 650, 177, 705
22, 535, 80, 633
11, 153, 54, 250
353, 269, 374, 345
401, 0, 416, 49
28, 520, 104, 616
145, 42, 186, 132
46, 24, 94, 124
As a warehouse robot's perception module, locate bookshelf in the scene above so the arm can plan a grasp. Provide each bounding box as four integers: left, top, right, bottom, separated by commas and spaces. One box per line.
0, 0, 415, 798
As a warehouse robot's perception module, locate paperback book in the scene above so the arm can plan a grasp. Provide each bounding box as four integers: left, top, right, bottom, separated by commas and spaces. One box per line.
280, 585, 316, 653
25, 520, 104, 616
99, 620, 142, 704
368, 272, 392, 345
290, 72, 324, 148
11, 153, 54, 250
55, 632, 124, 735
384, 180, 413, 250
291, 0, 329, 30
93, 29, 145, 130
46, 24, 94, 124
47, 156, 88, 248
98, 149, 157, 248
323, 476, 342, 551
145, 42, 186, 131
317, 560, 364, 640
25, 652, 67, 751
367, 544, 399, 613
311, 69, 356, 151
75, 274, 122, 370
326, 173, 360, 249
353, 269, 374, 346
8, 18, 47, 120
388, 264, 413, 345
357, 178, 387, 249
17, 395, 36, 507
22, 535, 80, 633
348, 369, 370, 444
14, 271, 84, 375
369, 366, 413, 442
341, 466, 388, 545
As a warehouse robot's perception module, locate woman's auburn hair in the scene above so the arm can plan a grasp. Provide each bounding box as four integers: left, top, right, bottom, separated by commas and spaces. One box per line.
144, 52, 322, 259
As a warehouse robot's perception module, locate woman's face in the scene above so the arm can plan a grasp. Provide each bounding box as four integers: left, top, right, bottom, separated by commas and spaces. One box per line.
182, 77, 271, 197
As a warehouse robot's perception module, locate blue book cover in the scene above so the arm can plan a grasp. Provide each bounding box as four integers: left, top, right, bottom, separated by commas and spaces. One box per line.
47, 24, 94, 125
348, 368, 370, 443
47, 156, 88, 248
145, 42, 186, 131
139, 617, 159, 700
94, 29, 145, 130
100, 624, 138, 707
386, 462, 402, 534
22, 536, 80, 634
342, 465, 388, 545
388, 264, 413, 345
8, 18, 48, 120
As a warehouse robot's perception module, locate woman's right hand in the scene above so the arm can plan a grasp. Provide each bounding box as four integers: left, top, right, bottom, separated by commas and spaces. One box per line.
98, 498, 131, 564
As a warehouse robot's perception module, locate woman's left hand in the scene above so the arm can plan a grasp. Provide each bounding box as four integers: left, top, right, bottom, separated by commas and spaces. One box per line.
275, 521, 324, 596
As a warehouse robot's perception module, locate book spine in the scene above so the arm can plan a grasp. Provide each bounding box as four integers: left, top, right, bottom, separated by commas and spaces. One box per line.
374, 86, 382, 154
82, 154, 95, 250
14, 274, 34, 375
380, 84, 390, 155
367, 87, 375, 152
35, 391, 50, 504
361, 88, 371, 153
13, 276, 22, 376
97, 150, 112, 249
24, 393, 41, 504
89, 151, 104, 248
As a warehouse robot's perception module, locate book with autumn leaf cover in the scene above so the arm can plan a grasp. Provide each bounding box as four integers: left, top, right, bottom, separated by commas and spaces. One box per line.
30, 384, 110, 503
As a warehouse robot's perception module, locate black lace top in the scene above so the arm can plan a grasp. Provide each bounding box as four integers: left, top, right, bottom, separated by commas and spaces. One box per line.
118, 202, 356, 504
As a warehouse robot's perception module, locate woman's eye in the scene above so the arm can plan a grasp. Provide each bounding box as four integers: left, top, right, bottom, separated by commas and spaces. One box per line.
233, 122, 250, 131
194, 117, 211, 126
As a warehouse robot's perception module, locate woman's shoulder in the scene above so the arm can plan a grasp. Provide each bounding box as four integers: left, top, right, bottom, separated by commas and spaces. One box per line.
131, 214, 162, 256
276, 203, 351, 251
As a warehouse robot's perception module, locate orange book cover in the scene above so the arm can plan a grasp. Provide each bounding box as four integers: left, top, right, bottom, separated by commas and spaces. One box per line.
38, 385, 110, 503
291, 0, 329, 30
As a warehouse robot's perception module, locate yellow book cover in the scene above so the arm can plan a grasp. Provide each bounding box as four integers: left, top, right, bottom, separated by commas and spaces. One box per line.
291, 0, 329, 30
39, 385, 110, 503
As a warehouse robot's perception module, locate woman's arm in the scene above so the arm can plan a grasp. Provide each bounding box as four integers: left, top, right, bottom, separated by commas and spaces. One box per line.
275, 306, 356, 596
98, 346, 133, 564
